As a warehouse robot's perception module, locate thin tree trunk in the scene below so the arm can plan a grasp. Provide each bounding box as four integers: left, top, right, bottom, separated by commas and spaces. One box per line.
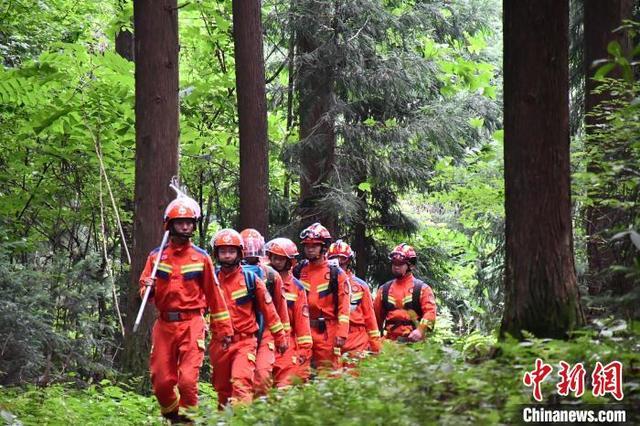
501, 0, 584, 339
233, 0, 269, 236
120, 0, 179, 376
583, 0, 633, 295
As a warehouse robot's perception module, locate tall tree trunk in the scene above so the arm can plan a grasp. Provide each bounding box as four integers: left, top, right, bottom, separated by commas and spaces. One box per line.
583, 0, 633, 295
297, 21, 336, 235
501, 0, 584, 339
233, 0, 269, 236
120, 0, 179, 376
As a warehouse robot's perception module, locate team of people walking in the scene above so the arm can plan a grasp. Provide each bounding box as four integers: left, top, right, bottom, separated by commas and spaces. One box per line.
139, 195, 437, 423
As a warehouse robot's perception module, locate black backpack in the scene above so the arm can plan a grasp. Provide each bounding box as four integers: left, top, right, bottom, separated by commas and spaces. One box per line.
293, 259, 340, 316
379, 278, 429, 332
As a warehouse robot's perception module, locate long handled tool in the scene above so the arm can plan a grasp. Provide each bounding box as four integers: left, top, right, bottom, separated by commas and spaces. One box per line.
133, 230, 170, 333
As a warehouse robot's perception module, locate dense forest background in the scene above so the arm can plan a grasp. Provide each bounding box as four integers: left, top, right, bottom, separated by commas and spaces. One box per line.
1, 0, 639, 424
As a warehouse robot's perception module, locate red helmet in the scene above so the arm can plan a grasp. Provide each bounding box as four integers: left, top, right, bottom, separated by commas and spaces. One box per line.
212, 229, 243, 250
299, 222, 332, 246
389, 243, 417, 265
240, 228, 265, 258
265, 238, 299, 259
327, 239, 354, 261
163, 198, 200, 230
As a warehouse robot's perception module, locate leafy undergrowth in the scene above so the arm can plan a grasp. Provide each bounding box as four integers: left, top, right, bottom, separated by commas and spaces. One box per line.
2, 320, 639, 425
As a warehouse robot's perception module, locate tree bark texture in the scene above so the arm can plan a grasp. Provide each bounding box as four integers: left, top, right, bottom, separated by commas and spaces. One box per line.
501, 0, 584, 339
297, 25, 337, 235
583, 0, 633, 295
120, 0, 179, 376
233, 0, 269, 236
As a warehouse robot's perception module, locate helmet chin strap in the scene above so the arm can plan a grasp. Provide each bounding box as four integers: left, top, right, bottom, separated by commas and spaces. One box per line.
169, 220, 196, 240
170, 230, 193, 239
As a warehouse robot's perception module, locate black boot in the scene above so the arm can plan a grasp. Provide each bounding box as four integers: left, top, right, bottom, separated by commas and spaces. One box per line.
162, 410, 192, 424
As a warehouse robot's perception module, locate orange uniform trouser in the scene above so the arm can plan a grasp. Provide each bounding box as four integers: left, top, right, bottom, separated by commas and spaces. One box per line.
310, 320, 342, 370
384, 324, 413, 341
210, 334, 258, 408
273, 343, 311, 387
342, 324, 369, 369
149, 315, 206, 414
253, 334, 275, 396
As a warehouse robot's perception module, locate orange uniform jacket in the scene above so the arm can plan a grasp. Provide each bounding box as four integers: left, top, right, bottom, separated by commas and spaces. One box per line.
281, 271, 313, 349
216, 266, 286, 344
298, 259, 350, 338
139, 241, 233, 338
373, 273, 436, 339
346, 272, 380, 344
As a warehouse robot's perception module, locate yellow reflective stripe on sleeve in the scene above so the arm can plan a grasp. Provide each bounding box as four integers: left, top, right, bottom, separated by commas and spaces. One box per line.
402, 295, 413, 305
232, 288, 248, 299
211, 311, 230, 321
351, 292, 363, 302
296, 335, 313, 344
300, 281, 311, 291
181, 263, 204, 273
316, 282, 330, 293
283, 323, 292, 331
248, 352, 256, 362
368, 330, 381, 338
387, 295, 397, 305
338, 314, 349, 324
333, 347, 341, 356
157, 263, 172, 273
285, 292, 298, 301
269, 322, 284, 333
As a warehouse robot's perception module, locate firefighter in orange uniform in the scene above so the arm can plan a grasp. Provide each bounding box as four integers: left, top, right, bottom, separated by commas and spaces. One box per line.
294, 223, 350, 371
209, 229, 288, 408
139, 197, 233, 423
239, 228, 290, 397
327, 240, 380, 362
373, 243, 436, 342
265, 238, 313, 386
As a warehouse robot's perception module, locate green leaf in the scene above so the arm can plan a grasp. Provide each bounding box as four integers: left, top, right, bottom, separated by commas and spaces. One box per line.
469, 117, 484, 129
607, 40, 623, 58
593, 62, 616, 81
357, 182, 372, 192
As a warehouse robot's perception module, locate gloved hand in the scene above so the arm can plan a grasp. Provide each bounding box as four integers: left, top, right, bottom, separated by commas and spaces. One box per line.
407, 328, 424, 342
221, 335, 233, 351
369, 339, 382, 354
141, 278, 155, 298
275, 332, 289, 354
296, 349, 311, 365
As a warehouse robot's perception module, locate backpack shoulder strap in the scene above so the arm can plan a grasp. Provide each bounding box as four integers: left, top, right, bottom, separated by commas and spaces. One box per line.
381, 280, 394, 307
241, 267, 257, 298
292, 277, 305, 292
264, 265, 276, 297
411, 278, 426, 319
379, 280, 394, 333
292, 259, 308, 279
329, 264, 340, 315
241, 266, 264, 342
